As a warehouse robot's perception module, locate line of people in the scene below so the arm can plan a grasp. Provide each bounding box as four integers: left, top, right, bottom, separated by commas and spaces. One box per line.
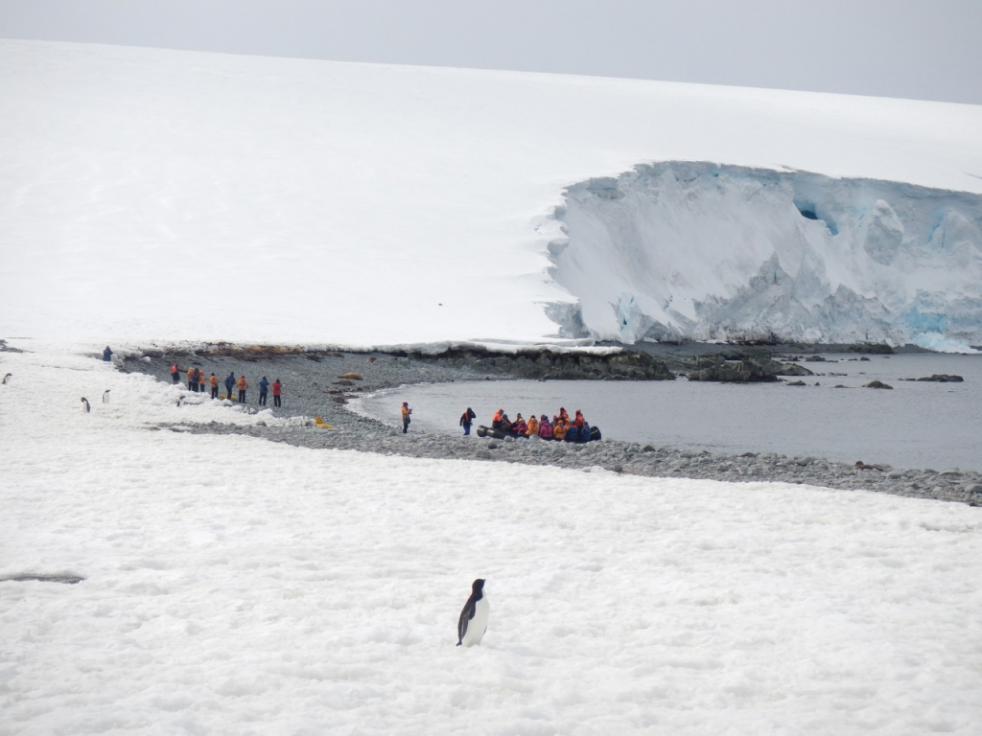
169, 363, 284, 407
483, 406, 599, 442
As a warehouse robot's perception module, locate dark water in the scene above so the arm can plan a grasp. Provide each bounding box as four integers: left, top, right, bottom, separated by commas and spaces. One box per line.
353, 354, 982, 472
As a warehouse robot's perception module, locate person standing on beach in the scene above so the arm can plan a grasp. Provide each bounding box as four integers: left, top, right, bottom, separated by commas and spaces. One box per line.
401, 401, 412, 433
459, 407, 476, 436
258, 376, 269, 406
225, 372, 235, 400
170, 363, 180, 384
237, 374, 248, 403
272, 379, 283, 407
209, 372, 219, 399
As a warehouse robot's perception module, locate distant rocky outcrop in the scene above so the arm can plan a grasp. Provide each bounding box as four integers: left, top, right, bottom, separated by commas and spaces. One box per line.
687, 354, 811, 383
401, 346, 676, 381
864, 380, 893, 389
914, 374, 964, 382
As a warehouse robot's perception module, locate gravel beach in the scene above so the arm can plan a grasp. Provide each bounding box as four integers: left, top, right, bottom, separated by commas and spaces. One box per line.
122, 347, 982, 506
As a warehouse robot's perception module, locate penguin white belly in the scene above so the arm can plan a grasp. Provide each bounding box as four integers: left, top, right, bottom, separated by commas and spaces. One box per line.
461, 596, 489, 647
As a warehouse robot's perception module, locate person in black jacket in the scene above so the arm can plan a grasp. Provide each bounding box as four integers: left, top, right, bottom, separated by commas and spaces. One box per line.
459, 407, 476, 435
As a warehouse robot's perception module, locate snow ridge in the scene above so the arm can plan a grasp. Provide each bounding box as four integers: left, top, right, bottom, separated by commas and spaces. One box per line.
549, 162, 982, 349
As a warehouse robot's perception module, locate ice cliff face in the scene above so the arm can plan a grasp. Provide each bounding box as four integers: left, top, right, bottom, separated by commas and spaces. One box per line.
547, 162, 982, 349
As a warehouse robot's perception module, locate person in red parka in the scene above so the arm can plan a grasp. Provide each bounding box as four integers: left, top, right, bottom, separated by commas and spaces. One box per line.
272, 378, 283, 408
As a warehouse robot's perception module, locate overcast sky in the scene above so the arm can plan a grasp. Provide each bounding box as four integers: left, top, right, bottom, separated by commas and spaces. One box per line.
1, 0, 980, 104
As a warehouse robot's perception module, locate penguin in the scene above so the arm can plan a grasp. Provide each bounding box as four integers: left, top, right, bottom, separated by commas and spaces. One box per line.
176, 394, 185, 407
457, 578, 489, 647
80, 397, 90, 413
2, 372, 11, 385
102, 389, 111, 404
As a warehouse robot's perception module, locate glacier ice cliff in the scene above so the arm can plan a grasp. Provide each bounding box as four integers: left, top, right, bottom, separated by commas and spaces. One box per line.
547, 162, 982, 349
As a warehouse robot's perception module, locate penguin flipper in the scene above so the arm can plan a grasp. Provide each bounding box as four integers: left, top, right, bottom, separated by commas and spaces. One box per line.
457, 600, 473, 645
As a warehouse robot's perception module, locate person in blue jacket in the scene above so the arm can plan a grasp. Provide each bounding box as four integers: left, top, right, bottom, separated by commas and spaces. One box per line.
102, 346, 113, 362
224, 372, 236, 400
258, 376, 270, 406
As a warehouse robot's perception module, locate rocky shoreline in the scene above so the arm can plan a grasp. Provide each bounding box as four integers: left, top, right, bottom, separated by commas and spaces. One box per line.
121, 344, 982, 507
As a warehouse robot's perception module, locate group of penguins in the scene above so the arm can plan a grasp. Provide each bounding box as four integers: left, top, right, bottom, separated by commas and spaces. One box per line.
79, 389, 112, 413
2, 371, 111, 414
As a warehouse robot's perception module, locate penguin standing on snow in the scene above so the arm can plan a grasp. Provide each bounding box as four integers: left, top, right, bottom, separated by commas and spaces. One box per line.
2, 372, 11, 385
80, 397, 90, 413
457, 578, 489, 647
102, 389, 111, 404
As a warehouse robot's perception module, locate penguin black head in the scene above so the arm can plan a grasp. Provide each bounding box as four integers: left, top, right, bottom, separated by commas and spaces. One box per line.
472, 578, 485, 593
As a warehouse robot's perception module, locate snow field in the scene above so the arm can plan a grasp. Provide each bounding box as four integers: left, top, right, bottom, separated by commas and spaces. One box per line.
2, 41, 982, 345
2, 347, 982, 734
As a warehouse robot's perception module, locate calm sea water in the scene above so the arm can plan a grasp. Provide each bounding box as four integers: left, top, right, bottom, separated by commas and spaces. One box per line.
353, 354, 982, 472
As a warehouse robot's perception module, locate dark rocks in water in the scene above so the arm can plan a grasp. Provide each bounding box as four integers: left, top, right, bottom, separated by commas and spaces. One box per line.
776, 362, 815, 377
785, 380, 807, 386
915, 374, 964, 383
848, 343, 894, 354
803, 355, 831, 362
687, 354, 807, 383
833, 384, 848, 388
859, 356, 871, 362
864, 380, 893, 389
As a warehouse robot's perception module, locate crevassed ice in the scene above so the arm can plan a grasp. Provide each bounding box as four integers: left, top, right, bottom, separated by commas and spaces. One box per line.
547, 162, 982, 349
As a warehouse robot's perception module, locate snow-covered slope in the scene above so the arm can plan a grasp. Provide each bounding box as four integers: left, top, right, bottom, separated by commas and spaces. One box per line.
552, 163, 982, 347
1, 40, 981, 346
2, 347, 982, 734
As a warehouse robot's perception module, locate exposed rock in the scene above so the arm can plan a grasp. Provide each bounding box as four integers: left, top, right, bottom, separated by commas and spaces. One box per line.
855, 461, 887, 471
686, 354, 804, 383
915, 374, 964, 383
785, 380, 807, 386
849, 343, 895, 354
864, 380, 893, 389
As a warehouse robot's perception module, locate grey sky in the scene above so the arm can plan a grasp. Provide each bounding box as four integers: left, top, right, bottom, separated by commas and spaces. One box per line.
1, 0, 980, 104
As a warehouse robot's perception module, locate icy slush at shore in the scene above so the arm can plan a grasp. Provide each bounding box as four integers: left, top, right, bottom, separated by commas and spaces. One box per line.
2, 346, 982, 734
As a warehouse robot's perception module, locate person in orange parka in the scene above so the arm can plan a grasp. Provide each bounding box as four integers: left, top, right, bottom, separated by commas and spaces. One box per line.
553, 420, 567, 441
209, 372, 219, 399
237, 374, 248, 403
526, 415, 539, 437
